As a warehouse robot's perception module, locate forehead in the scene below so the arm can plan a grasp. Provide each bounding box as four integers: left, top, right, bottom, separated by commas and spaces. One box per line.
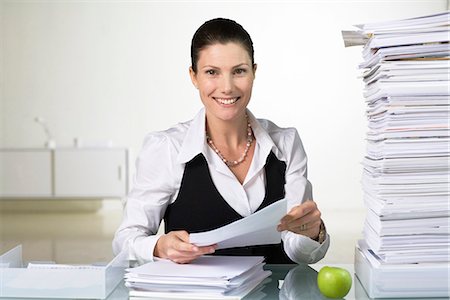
197, 42, 252, 67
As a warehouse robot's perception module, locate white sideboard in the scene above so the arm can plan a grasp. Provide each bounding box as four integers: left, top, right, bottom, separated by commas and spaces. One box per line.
0, 148, 128, 199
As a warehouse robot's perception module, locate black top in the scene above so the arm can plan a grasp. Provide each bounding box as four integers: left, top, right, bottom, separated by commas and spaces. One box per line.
164, 152, 294, 264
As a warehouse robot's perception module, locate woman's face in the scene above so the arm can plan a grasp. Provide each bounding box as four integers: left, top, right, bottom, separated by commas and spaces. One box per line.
190, 42, 256, 123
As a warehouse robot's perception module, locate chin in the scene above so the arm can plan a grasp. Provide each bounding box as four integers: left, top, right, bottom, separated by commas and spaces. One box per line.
215, 108, 246, 122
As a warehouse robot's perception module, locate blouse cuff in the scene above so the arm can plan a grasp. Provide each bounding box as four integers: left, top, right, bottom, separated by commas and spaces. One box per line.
284, 231, 330, 264
131, 234, 161, 265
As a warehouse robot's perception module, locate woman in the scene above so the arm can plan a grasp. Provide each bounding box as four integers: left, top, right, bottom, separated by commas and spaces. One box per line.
113, 18, 329, 265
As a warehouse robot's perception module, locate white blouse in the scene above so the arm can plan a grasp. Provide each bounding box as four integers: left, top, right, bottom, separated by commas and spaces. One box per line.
113, 108, 329, 264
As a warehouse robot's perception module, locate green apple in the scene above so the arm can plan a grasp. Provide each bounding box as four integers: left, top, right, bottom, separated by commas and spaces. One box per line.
317, 266, 352, 298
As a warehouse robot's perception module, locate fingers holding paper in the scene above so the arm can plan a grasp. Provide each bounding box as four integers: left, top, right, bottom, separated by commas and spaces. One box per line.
154, 230, 217, 264
277, 200, 321, 239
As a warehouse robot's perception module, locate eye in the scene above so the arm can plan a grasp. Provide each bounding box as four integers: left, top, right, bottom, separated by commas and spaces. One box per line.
205, 69, 217, 76
234, 68, 247, 75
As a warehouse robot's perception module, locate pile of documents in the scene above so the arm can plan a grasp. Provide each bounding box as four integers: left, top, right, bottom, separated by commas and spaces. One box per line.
355, 240, 449, 298
124, 200, 286, 299
343, 11, 450, 298
125, 256, 270, 300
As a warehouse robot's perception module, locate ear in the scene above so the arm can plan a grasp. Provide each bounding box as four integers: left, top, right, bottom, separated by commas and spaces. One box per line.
252, 63, 257, 77
189, 67, 198, 89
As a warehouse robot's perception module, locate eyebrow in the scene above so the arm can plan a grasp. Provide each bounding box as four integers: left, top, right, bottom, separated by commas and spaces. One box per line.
201, 63, 250, 70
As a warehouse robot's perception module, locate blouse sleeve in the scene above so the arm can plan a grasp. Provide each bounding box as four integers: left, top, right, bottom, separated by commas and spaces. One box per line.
281, 128, 330, 264
112, 133, 175, 264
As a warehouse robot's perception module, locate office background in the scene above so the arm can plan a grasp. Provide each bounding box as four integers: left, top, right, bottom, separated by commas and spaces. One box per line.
0, 0, 447, 264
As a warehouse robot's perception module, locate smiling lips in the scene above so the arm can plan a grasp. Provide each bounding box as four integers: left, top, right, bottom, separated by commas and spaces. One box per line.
214, 97, 239, 105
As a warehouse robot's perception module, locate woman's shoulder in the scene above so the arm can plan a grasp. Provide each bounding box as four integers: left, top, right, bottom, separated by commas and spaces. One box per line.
141, 120, 192, 152
256, 118, 299, 142
256, 118, 306, 162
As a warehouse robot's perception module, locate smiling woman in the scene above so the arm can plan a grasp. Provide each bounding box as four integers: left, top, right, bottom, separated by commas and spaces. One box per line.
190, 41, 256, 179
113, 18, 330, 265
190, 42, 255, 126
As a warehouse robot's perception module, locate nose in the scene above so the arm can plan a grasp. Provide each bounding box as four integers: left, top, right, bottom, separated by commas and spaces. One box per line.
220, 74, 233, 94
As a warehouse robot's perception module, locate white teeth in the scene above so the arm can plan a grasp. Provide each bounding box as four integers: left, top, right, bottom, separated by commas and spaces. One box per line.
215, 97, 238, 105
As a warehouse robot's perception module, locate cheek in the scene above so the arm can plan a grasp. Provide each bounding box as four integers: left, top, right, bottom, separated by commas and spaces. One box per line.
198, 80, 216, 96
238, 78, 254, 94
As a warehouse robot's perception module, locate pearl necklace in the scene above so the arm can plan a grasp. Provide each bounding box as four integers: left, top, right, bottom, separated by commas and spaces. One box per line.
206, 117, 253, 167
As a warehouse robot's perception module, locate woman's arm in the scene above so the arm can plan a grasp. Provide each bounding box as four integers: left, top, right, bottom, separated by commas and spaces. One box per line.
112, 133, 174, 264
278, 128, 330, 264
113, 133, 216, 264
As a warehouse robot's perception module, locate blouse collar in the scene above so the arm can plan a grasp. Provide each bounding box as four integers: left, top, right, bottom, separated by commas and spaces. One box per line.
176, 108, 284, 164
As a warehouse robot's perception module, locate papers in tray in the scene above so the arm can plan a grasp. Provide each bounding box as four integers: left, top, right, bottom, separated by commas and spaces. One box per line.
189, 199, 286, 249
0, 245, 127, 299
355, 240, 450, 298
125, 256, 271, 299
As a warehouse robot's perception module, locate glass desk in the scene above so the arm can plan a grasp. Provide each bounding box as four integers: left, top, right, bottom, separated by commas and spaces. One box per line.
103, 263, 448, 300
62, 264, 362, 300
2, 264, 448, 300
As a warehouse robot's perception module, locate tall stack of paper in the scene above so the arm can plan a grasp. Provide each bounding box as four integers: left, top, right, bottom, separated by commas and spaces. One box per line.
125, 256, 270, 300
343, 11, 450, 298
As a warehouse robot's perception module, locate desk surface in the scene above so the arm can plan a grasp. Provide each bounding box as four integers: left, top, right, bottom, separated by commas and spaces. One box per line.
107, 263, 370, 300
2, 263, 445, 300
107, 263, 448, 300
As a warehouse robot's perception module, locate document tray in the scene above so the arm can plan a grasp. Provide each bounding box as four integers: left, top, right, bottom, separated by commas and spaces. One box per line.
0, 245, 128, 299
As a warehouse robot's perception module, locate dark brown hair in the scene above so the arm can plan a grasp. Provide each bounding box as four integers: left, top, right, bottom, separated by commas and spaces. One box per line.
191, 18, 254, 73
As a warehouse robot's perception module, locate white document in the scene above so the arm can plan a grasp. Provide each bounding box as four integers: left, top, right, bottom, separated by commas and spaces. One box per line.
127, 255, 265, 279
189, 199, 287, 249
355, 11, 450, 32
27, 263, 103, 270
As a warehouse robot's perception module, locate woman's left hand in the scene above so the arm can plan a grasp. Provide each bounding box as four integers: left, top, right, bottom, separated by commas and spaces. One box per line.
277, 200, 321, 239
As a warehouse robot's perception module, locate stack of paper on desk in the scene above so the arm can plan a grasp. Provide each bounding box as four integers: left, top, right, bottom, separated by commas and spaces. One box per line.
125, 256, 270, 300
343, 10, 449, 298
355, 240, 450, 298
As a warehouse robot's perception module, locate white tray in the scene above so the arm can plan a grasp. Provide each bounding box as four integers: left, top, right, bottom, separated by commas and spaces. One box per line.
354, 240, 450, 298
0, 245, 128, 299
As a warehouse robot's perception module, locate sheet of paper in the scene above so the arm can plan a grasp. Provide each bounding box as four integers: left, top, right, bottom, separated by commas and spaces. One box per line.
27, 263, 103, 270
127, 255, 264, 279
189, 199, 286, 249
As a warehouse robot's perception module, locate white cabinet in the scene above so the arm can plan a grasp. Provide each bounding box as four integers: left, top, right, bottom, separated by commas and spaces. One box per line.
0, 148, 128, 199
0, 150, 52, 197
54, 149, 127, 197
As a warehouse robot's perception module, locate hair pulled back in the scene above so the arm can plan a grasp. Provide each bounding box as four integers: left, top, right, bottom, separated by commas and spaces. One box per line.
191, 18, 254, 73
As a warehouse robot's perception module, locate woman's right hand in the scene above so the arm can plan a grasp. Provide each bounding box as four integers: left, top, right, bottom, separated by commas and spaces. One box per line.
154, 230, 217, 264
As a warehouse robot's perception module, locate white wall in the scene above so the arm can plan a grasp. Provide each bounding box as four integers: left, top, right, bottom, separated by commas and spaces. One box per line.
0, 0, 446, 211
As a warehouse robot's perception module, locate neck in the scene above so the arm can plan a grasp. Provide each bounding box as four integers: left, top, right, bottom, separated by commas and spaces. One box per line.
205, 112, 253, 168
205, 112, 249, 148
